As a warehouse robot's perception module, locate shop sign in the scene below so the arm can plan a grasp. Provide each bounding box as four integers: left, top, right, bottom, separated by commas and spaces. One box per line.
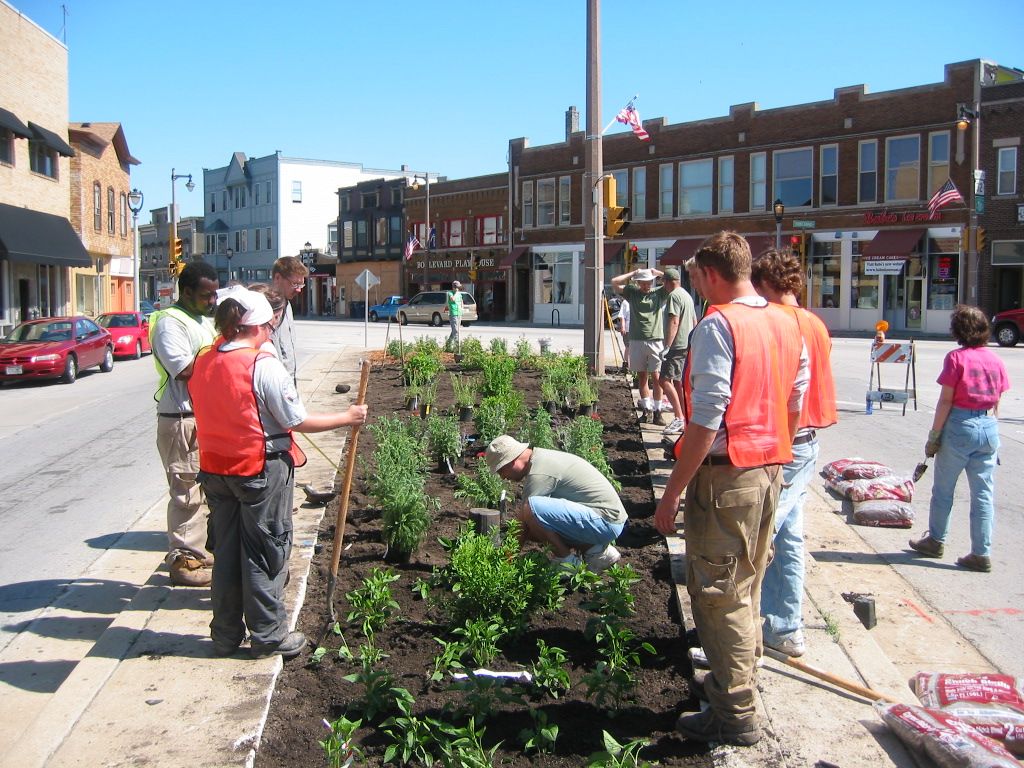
410, 254, 498, 271
863, 211, 938, 225
864, 260, 906, 275
937, 256, 953, 279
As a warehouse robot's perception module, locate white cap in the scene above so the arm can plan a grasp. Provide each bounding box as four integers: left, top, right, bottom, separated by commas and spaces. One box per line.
215, 285, 274, 326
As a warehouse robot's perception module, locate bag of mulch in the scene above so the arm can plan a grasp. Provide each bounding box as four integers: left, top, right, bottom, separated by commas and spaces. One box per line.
822, 457, 893, 482
852, 499, 915, 528
876, 701, 1020, 768
911, 673, 1024, 755
845, 475, 915, 502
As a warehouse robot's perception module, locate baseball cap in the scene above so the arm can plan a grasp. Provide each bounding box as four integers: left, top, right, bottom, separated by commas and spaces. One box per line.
485, 435, 529, 473
452, 281, 462, 289
663, 267, 681, 281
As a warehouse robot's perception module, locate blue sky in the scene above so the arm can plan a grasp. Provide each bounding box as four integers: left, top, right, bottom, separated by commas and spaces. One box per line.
9, 0, 1024, 219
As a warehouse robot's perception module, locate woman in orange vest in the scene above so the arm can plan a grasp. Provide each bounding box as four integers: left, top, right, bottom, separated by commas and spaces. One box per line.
189, 287, 367, 659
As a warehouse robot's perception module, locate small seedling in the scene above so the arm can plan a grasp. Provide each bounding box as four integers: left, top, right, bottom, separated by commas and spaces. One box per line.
319, 715, 364, 768
519, 708, 559, 754
586, 730, 656, 767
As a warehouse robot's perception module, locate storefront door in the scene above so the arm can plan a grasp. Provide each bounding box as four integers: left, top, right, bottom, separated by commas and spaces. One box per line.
882, 256, 924, 332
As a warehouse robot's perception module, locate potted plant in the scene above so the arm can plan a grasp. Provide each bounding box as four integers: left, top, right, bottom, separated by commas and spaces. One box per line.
575, 377, 598, 417
419, 379, 438, 419
426, 413, 463, 474
451, 373, 478, 422
540, 379, 558, 415
405, 380, 421, 412
381, 486, 437, 562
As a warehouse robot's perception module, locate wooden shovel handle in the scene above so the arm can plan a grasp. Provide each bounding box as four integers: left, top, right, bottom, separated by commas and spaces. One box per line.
763, 647, 898, 703
329, 359, 371, 580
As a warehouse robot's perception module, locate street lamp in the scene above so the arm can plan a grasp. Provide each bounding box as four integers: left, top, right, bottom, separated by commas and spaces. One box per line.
226, 247, 233, 282
127, 188, 144, 312
957, 103, 982, 302
773, 198, 785, 250
170, 168, 195, 291
411, 174, 434, 290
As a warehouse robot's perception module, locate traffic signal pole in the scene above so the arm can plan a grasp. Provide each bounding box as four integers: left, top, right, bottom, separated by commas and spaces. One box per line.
583, 0, 604, 375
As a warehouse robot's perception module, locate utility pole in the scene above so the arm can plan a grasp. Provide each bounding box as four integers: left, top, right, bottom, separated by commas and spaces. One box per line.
583, 0, 604, 374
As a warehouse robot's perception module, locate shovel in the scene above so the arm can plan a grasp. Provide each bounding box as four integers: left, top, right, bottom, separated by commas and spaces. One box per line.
913, 457, 930, 482
319, 359, 370, 645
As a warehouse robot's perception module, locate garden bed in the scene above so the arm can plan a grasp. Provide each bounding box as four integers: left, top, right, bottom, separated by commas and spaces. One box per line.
256, 347, 711, 767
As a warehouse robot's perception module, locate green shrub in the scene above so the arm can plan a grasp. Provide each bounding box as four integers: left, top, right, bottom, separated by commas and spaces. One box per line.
473, 393, 525, 444
487, 337, 509, 356
479, 353, 516, 398
557, 416, 620, 491
454, 458, 510, 509
404, 349, 443, 388
450, 373, 479, 408
426, 413, 463, 468
521, 407, 556, 450
381, 484, 437, 556
459, 337, 486, 369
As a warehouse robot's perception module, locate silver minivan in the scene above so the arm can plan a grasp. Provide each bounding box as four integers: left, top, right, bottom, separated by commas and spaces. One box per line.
396, 291, 478, 327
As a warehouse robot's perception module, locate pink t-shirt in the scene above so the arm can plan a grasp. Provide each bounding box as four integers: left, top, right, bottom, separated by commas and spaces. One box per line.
937, 346, 1010, 410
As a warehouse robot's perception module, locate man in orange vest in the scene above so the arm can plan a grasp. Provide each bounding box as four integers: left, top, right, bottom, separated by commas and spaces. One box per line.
655, 232, 807, 747
752, 248, 838, 659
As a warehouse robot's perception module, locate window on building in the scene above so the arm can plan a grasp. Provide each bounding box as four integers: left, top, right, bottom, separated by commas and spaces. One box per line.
206, 234, 215, 253
820, 145, 838, 206
750, 152, 766, 211
445, 219, 465, 246
356, 220, 367, 247
292, 180, 302, 203
859, 140, 877, 203
240, 187, 247, 207
928, 132, 950, 197
632, 166, 646, 220
222, 190, 228, 210
234, 230, 241, 252
558, 175, 571, 225
0, 129, 12, 165
477, 214, 502, 245
998, 147, 1018, 195
29, 140, 57, 178
849, 244, 879, 309
361, 191, 379, 209
533, 252, 574, 304
536, 179, 555, 226
266, 181, 273, 204
255, 228, 262, 251
773, 148, 813, 207
679, 159, 713, 215
254, 184, 260, 206
376, 216, 388, 245
107, 187, 115, 233
210, 193, 216, 213
240, 229, 248, 252
233, 188, 239, 209
928, 249, 959, 310
810, 240, 842, 309
265, 227, 273, 250
718, 156, 734, 213
93, 182, 102, 231
340, 194, 350, 213
120, 193, 128, 237
391, 187, 402, 206
522, 181, 534, 228
658, 163, 673, 217
611, 169, 628, 209
885, 135, 920, 201
343, 221, 353, 248
388, 216, 401, 244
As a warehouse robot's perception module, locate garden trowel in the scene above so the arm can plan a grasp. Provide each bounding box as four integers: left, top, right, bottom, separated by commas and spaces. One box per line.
912, 457, 930, 482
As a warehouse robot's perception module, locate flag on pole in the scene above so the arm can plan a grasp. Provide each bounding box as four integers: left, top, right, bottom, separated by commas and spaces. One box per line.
615, 99, 650, 142
404, 233, 420, 261
928, 178, 964, 218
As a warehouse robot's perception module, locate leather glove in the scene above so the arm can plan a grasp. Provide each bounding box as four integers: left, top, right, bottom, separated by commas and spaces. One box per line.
925, 429, 942, 458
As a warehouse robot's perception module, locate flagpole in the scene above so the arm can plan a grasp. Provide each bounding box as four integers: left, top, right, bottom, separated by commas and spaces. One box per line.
601, 94, 639, 135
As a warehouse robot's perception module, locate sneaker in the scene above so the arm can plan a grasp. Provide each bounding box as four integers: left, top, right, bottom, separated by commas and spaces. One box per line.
652, 411, 668, 426
956, 553, 992, 572
763, 630, 806, 658
250, 631, 307, 659
675, 708, 762, 747
169, 554, 212, 587
584, 544, 621, 573
909, 533, 944, 558
662, 417, 685, 435
689, 646, 764, 669
551, 553, 583, 575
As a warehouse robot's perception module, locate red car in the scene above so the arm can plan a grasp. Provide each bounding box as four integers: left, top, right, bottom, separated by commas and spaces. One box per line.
0, 316, 114, 384
992, 308, 1024, 347
97, 311, 152, 359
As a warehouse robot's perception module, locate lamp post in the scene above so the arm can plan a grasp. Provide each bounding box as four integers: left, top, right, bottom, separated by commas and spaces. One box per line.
226, 247, 233, 282
127, 188, 144, 312
170, 168, 195, 297
411, 174, 433, 290
773, 198, 785, 250
957, 103, 982, 302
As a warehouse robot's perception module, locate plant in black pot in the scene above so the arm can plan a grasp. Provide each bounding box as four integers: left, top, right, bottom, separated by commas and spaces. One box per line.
381, 485, 437, 562
540, 379, 558, 415
426, 413, 462, 474
574, 376, 599, 417
419, 379, 437, 419
451, 373, 478, 422
405, 380, 421, 412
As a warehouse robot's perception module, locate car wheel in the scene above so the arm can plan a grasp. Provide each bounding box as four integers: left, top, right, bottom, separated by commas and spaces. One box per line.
431, 313, 443, 327
62, 354, 78, 384
100, 346, 114, 372
996, 324, 1019, 347
133, 340, 143, 360
462, 321, 471, 328
369, 311, 379, 323
398, 312, 408, 326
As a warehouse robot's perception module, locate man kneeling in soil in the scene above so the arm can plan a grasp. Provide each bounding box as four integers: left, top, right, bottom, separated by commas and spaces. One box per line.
485, 435, 625, 572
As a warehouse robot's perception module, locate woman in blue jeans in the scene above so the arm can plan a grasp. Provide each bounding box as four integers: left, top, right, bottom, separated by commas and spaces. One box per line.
910, 305, 1009, 573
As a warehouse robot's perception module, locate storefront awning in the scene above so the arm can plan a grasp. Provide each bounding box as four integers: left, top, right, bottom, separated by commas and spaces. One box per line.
501, 245, 529, 267
0, 107, 32, 139
862, 228, 925, 259
0, 203, 91, 267
604, 241, 624, 262
660, 237, 705, 266
744, 234, 775, 257
27, 121, 75, 157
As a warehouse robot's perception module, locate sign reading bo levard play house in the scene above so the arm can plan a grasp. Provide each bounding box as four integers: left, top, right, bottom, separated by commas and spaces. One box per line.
407, 253, 498, 272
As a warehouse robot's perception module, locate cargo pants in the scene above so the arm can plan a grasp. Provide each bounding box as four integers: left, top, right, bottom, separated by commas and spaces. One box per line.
156, 414, 212, 564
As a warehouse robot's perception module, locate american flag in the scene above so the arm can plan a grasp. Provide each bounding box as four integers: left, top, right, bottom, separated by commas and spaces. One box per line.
403, 233, 420, 261
615, 100, 650, 142
928, 178, 964, 218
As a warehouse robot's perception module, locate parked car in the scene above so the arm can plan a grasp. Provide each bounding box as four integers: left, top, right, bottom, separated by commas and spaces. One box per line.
396, 291, 478, 327
140, 299, 160, 318
992, 307, 1024, 347
0, 316, 114, 384
368, 295, 406, 323
97, 311, 152, 359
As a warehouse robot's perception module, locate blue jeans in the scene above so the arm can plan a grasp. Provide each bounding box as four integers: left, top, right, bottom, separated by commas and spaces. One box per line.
929, 407, 999, 557
761, 438, 819, 639
447, 313, 461, 349
528, 496, 624, 547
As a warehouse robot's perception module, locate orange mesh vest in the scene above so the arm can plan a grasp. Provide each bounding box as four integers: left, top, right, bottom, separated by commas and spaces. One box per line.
189, 345, 305, 476
781, 305, 837, 430
681, 301, 802, 467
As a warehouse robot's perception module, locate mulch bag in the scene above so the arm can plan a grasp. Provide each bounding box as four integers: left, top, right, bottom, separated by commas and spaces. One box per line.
876, 701, 1020, 768
912, 673, 1024, 755
822, 457, 893, 482
852, 499, 915, 528
845, 475, 914, 502
822, 458, 914, 503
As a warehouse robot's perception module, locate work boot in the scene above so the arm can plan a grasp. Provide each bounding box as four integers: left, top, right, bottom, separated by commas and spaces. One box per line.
550, 553, 583, 576
908, 533, 944, 558
169, 554, 212, 587
675, 709, 762, 747
956, 553, 992, 572
584, 544, 621, 573
250, 631, 307, 659
652, 411, 668, 426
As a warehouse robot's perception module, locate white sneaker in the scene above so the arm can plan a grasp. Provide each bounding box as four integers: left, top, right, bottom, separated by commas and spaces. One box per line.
662, 418, 685, 435
689, 645, 766, 668
584, 544, 621, 573
551, 553, 583, 575
763, 630, 806, 658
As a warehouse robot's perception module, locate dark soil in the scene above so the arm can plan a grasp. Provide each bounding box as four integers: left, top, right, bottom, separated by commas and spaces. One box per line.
256, 359, 713, 767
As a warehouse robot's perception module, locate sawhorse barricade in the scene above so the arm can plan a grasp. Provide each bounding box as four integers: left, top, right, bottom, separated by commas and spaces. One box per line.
866, 339, 917, 415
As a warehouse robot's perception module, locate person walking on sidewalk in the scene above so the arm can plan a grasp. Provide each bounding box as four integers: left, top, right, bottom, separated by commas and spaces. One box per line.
485, 435, 625, 573
270, 256, 309, 384
189, 287, 368, 658
612, 268, 667, 423
909, 305, 1009, 573
149, 262, 219, 587
446, 281, 464, 351
654, 232, 806, 747
658, 267, 696, 436
752, 248, 837, 658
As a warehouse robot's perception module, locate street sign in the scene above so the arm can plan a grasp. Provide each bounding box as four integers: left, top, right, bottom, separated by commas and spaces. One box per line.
355, 269, 380, 291
793, 219, 816, 228
975, 196, 986, 215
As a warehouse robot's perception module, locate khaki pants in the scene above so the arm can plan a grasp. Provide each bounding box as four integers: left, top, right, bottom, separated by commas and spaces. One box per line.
156, 415, 212, 564
684, 462, 781, 726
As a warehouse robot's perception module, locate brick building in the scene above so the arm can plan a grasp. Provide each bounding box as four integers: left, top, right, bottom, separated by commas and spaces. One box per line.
138, 209, 203, 307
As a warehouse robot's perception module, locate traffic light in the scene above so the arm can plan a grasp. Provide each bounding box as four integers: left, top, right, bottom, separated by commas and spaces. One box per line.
168, 259, 185, 278
977, 227, 986, 253
961, 228, 969, 252
625, 243, 639, 272
602, 176, 630, 238
170, 237, 183, 261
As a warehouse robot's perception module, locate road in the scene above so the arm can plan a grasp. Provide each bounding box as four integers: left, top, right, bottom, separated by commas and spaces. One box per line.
0, 317, 1020, 676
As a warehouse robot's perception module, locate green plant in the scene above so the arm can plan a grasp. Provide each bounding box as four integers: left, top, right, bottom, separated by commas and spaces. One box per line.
487, 337, 509, 356
459, 336, 486, 369
513, 336, 535, 365
519, 709, 559, 755
434, 717, 501, 768
450, 373, 478, 408
430, 636, 468, 681
540, 378, 558, 404
345, 567, 400, 645
473, 392, 525, 444
381, 485, 437, 556
823, 610, 841, 641
380, 694, 444, 766
451, 616, 506, 667
319, 714, 365, 768
403, 349, 443, 388
574, 376, 599, 405
448, 673, 524, 722
521, 407, 556, 450
419, 377, 438, 407
531, 640, 571, 699
411, 577, 431, 600
342, 646, 410, 721
454, 458, 510, 509
586, 731, 656, 767
426, 413, 462, 469
479, 353, 516, 398
558, 415, 620, 491
386, 339, 408, 359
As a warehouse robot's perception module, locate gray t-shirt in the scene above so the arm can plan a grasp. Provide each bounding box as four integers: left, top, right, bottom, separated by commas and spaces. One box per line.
664, 287, 697, 351
522, 447, 627, 525
151, 307, 216, 413
271, 302, 296, 380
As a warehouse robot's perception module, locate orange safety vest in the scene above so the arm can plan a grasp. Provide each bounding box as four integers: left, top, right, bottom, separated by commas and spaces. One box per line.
681, 301, 802, 468
189, 345, 306, 476
781, 305, 837, 430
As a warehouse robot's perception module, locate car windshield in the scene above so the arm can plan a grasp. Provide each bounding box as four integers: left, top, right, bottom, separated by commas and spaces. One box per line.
98, 314, 137, 328
4, 321, 73, 343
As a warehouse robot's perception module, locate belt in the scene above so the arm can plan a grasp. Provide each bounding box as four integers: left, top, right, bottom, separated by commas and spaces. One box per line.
158, 411, 194, 419
792, 430, 817, 446
702, 454, 732, 466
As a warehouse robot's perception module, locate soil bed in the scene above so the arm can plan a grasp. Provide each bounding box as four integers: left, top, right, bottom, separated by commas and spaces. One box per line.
257, 358, 712, 767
